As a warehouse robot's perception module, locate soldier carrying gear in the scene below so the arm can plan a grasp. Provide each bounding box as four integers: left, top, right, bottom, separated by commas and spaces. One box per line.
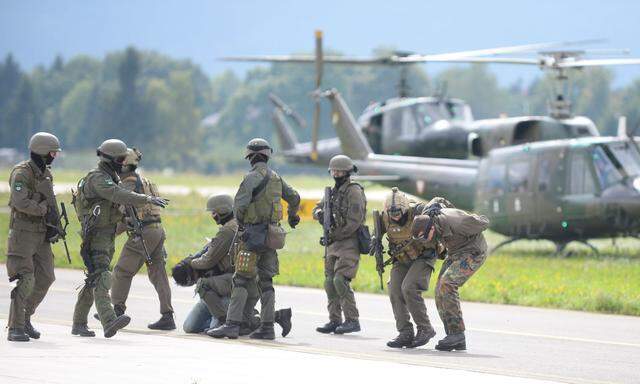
313, 154, 366, 335
179, 194, 292, 337
6, 132, 62, 342
377, 187, 437, 349
105, 147, 176, 331
210, 139, 300, 340
411, 198, 490, 351
71, 139, 169, 339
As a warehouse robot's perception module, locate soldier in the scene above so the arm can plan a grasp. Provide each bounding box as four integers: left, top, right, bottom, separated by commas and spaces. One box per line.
174, 194, 291, 336
313, 155, 366, 335
209, 138, 300, 340
377, 187, 437, 348
412, 199, 489, 351
71, 139, 168, 338
6, 132, 62, 342
108, 148, 175, 330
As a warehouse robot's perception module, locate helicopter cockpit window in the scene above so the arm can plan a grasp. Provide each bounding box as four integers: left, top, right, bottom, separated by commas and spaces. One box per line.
402, 107, 420, 137
383, 108, 403, 138
414, 103, 441, 128
507, 161, 530, 193
592, 146, 622, 189
570, 153, 597, 195
488, 163, 506, 195
607, 142, 640, 177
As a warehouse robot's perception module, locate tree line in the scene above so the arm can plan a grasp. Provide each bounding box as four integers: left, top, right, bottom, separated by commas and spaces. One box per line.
1, 46, 639, 172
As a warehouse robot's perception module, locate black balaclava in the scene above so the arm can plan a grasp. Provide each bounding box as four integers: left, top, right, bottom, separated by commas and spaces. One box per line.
121, 164, 137, 174
249, 153, 268, 166
214, 212, 233, 226
333, 172, 350, 188
30, 152, 47, 172
391, 211, 409, 226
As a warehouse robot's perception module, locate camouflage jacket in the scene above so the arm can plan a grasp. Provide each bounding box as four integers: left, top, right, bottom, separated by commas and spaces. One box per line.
7, 159, 51, 232
313, 180, 366, 242
433, 208, 489, 258
190, 218, 237, 274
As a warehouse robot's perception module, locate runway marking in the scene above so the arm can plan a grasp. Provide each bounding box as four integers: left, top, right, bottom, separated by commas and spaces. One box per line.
3, 282, 640, 349
0, 314, 616, 384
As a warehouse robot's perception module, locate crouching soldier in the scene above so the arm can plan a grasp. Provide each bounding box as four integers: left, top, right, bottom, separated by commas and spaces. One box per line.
176, 193, 292, 337
6, 132, 62, 341
313, 155, 366, 335
71, 139, 168, 338
377, 187, 437, 348
412, 198, 489, 351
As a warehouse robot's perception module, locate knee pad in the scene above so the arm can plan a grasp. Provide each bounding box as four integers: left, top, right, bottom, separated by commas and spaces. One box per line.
13, 273, 35, 299
333, 274, 350, 297
233, 275, 251, 289
258, 277, 274, 293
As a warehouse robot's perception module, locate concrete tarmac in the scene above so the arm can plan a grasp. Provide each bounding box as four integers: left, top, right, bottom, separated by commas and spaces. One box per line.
1, 266, 639, 384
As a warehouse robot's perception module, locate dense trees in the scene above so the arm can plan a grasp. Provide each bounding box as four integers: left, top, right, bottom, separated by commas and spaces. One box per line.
1, 47, 639, 171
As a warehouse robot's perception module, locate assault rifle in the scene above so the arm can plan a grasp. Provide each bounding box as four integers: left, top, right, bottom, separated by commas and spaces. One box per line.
320, 186, 332, 259
371, 209, 385, 290
125, 205, 153, 266
37, 177, 71, 263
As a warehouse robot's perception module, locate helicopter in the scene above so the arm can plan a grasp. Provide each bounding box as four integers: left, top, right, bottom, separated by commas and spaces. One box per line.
222, 31, 606, 163
323, 88, 640, 254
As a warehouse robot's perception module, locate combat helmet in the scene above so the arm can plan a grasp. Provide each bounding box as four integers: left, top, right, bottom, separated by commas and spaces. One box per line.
245, 138, 273, 159
384, 187, 410, 218
97, 139, 128, 163
123, 147, 143, 166
328, 155, 357, 173
206, 194, 234, 216
29, 132, 61, 155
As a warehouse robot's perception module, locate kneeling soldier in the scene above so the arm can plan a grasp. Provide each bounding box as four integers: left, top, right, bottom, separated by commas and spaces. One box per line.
71, 139, 168, 338
412, 198, 489, 351
313, 155, 366, 335
379, 187, 437, 348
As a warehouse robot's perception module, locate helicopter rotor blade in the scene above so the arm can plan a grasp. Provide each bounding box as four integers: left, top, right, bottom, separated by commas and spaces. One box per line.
311, 30, 323, 162
557, 58, 640, 68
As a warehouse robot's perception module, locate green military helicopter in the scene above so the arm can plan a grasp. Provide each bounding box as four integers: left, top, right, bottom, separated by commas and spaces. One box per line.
222, 31, 604, 163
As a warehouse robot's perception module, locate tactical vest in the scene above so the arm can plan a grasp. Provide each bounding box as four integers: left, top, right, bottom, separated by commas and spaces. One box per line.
331, 181, 365, 229
383, 206, 431, 262
121, 174, 162, 220
72, 169, 123, 229
244, 168, 283, 225
8, 161, 47, 232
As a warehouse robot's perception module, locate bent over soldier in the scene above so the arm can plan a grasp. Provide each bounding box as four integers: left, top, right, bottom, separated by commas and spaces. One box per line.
412, 198, 489, 351
109, 148, 175, 330
378, 187, 437, 348
6, 132, 61, 342
210, 138, 300, 340
313, 155, 366, 335
71, 139, 168, 338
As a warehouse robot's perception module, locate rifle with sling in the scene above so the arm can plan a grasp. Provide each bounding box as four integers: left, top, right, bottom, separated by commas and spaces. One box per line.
124, 204, 153, 266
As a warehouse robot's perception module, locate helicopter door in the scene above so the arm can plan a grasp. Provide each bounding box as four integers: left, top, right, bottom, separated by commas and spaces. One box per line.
504, 158, 534, 237
362, 114, 383, 153
533, 151, 565, 236
561, 150, 601, 233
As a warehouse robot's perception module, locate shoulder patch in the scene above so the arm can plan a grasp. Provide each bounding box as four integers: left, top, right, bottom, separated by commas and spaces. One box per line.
14, 181, 23, 191
105, 178, 115, 185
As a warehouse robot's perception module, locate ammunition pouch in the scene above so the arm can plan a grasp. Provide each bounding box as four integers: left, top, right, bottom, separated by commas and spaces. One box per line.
234, 246, 258, 276
357, 225, 371, 254
241, 223, 268, 251
265, 223, 286, 250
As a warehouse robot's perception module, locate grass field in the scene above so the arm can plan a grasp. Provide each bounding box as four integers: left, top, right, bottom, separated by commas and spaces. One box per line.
1, 178, 639, 317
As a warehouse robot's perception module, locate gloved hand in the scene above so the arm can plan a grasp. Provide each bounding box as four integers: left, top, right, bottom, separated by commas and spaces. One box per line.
313, 209, 323, 223
319, 234, 333, 247
35, 178, 54, 198
368, 236, 377, 256
288, 214, 300, 229
147, 196, 169, 208
425, 203, 443, 217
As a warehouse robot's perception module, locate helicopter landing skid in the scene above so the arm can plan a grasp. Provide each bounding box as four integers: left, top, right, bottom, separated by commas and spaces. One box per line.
554, 240, 600, 257
489, 238, 520, 254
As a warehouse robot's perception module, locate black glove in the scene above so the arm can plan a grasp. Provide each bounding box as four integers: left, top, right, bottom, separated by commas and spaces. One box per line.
171, 256, 198, 287
319, 235, 333, 247
148, 196, 169, 208
425, 203, 443, 217
288, 214, 300, 229
368, 236, 377, 256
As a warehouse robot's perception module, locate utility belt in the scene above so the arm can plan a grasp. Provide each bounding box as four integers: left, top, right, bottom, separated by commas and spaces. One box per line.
241, 221, 285, 251
9, 210, 46, 232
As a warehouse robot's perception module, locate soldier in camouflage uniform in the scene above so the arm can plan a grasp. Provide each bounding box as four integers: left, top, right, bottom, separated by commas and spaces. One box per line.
71, 139, 168, 338
378, 187, 437, 348
313, 155, 366, 335
209, 138, 300, 340
412, 198, 489, 351
108, 148, 175, 330
6, 132, 62, 342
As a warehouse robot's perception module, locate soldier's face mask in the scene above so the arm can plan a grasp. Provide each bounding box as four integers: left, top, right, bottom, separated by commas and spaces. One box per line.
45, 151, 57, 165
211, 212, 220, 224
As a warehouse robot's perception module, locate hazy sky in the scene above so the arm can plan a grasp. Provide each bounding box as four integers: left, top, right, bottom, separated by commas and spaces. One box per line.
2, 0, 640, 87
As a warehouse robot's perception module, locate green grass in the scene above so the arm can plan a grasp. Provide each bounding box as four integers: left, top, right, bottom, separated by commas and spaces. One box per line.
1, 188, 640, 317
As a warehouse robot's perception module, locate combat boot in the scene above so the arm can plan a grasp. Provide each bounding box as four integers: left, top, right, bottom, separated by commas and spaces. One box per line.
208, 321, 240, 339
334, 319, 361, 334
148, 312, 176, 330
71, 323, 96, 337
7, 328, 29, 342
275, 308, 292, 337
386, 331, 414, 348
250, 322, 275, 340
316, 320, 341, 334
103, 314, 131, 338
410, 327, 436, 348
239, 316, 260, 336
435, 332, 466, 351
93, 304, 124, 321
24, 316, 41, 339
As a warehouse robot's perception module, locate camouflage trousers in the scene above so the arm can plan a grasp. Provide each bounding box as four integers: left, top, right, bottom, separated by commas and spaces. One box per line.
111, 225, 173, 315
73, 229, 118, 327
6, 229, 55, 329
388, 258, 434, 333
324, 238, 360, 323
435, 251, 487, 334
